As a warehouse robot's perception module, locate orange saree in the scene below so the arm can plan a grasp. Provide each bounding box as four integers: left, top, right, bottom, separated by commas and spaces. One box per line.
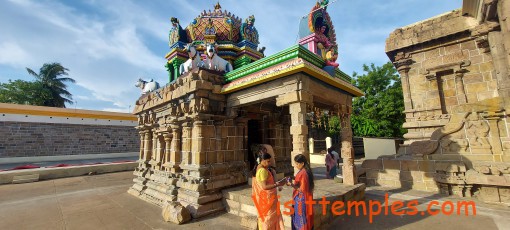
252, 166, 285, 230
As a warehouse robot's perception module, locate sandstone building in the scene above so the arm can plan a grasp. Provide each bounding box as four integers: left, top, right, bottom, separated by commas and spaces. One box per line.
363, 0, 510, 205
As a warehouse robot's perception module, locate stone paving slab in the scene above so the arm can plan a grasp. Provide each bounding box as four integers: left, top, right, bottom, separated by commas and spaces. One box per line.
0, 171, 241, 230
1, 171, 510, 230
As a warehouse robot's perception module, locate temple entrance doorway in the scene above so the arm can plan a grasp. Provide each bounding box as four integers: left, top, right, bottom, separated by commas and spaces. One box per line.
247, 119, 262, 171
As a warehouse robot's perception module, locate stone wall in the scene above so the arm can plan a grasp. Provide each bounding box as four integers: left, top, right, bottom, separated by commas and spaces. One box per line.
128, 69, 248, 218
0, 122, 139, 157
0, 103, 139, 158
363, 0, 510, 205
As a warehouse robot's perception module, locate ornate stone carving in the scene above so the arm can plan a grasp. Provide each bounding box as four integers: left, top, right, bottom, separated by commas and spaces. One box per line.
424, 60, 471, 81
440, 138, 469, 153
409, 112, 470, 157
466, 113, 492, 152
416, 114, 450, 121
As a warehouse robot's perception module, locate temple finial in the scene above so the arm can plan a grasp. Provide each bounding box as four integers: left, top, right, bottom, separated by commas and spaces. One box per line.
214, 2, 221, 10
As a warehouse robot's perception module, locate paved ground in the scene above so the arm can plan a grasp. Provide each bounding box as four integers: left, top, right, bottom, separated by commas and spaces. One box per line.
0, 170, 509, 229
333, 187, 510, 230
0, 156, 138, 170
0, 171, 241, 230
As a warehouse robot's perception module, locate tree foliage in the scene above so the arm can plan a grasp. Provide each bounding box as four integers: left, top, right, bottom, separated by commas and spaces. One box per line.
0, 80, 49, 105
0, 63, 75, 107
351, 62, 406, 137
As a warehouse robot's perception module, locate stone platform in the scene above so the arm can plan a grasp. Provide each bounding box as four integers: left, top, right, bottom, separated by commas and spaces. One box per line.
222, 178, 366, 229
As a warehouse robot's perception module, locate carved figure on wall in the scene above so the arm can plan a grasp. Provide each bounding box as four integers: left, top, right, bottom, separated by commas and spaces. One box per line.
204, 43, 233, 72
467, 120, 491, 149
179, 43, 203, 75
240, 15, 259, 44
168, 17, 187, 46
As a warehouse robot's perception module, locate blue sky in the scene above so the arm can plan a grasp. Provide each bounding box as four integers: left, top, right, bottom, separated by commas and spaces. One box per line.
0, 0, 462, 112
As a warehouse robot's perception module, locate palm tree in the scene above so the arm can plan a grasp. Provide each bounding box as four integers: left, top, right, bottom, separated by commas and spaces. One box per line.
26, 63, 76, 108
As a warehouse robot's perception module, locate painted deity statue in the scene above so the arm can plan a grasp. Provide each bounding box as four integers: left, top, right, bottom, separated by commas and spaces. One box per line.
168, 17, 187, 46
205, 18, 216, 35
240, 15, 259, 44
315, 24, 332, 60
325, 47, 339, 68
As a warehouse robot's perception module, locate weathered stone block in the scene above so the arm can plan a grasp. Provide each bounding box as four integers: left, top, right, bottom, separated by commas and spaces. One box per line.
480, 186, 500, 203
465, 82, 488, 93
361, 159, 383, 170
463, 154, 494, 162
461, 40, 476, 50
499, 187, 510, 204
383, 159, 401, 170
401, 160, 419, 171
162, 201, 192, 224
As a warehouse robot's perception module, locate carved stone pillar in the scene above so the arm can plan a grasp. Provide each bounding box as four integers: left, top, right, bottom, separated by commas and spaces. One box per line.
289, 102, 309, 174
454, 69, 468, 104
144, 131, 153, 162
341, 114, 357, 185
276, 89, 313, 174
483, 112, 505, 159
192, 119, 206, 165
488, 31, 510, 98
496, 0, 510, 98
169, 124, 182, 173
138, 131, 145, 163
394, 53, 414, 110
464, 185, 473, 197
182, 122, 193, 165
150, 132, 159, 170
162, 133, 172, 172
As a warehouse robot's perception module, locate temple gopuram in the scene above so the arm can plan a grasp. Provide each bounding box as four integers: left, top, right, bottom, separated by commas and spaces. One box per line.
129, 2, 365, 228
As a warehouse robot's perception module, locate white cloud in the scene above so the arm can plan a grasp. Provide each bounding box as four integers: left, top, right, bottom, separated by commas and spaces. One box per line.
75, 95, 92, 101
102, 107, 131, 113
0, 42, 32, 67
0, 0, 464, 111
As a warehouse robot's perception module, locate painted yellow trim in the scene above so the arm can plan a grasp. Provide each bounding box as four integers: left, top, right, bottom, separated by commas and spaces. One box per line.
220, 62, 364, 96
0, 103, 137, 121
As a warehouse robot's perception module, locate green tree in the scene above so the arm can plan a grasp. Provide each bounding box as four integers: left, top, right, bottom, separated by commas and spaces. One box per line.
0, 80, 49, 105
351, 62, 406, 137
26, 63, 75, 107
0, 63, 75, 107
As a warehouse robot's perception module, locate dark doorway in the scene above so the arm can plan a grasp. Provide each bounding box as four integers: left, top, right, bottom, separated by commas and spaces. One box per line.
247, 119, 262, 171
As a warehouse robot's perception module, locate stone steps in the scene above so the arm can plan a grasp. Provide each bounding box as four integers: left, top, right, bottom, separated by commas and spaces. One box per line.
221, 180, 366, 229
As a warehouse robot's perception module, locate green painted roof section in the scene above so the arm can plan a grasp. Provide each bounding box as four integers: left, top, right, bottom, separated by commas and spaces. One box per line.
335, 68, 352, 83
224, 44, 352, 83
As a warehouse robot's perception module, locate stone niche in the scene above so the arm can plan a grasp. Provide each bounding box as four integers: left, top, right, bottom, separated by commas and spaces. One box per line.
128, 68, 248, 218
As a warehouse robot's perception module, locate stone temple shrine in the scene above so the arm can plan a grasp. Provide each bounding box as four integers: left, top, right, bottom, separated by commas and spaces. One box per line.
363, 0, 510, 206
128, 2, 364, 227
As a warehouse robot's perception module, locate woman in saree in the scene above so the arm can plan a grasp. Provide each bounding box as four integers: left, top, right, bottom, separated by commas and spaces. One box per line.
325, 148, 337, 179
287, 154, 314, 230
252, 153, 286, 230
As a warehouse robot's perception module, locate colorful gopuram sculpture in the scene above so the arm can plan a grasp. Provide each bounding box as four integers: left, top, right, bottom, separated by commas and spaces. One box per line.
298, 1, 339, 76
168, 17, 187, 47
164, 2, 264, 82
